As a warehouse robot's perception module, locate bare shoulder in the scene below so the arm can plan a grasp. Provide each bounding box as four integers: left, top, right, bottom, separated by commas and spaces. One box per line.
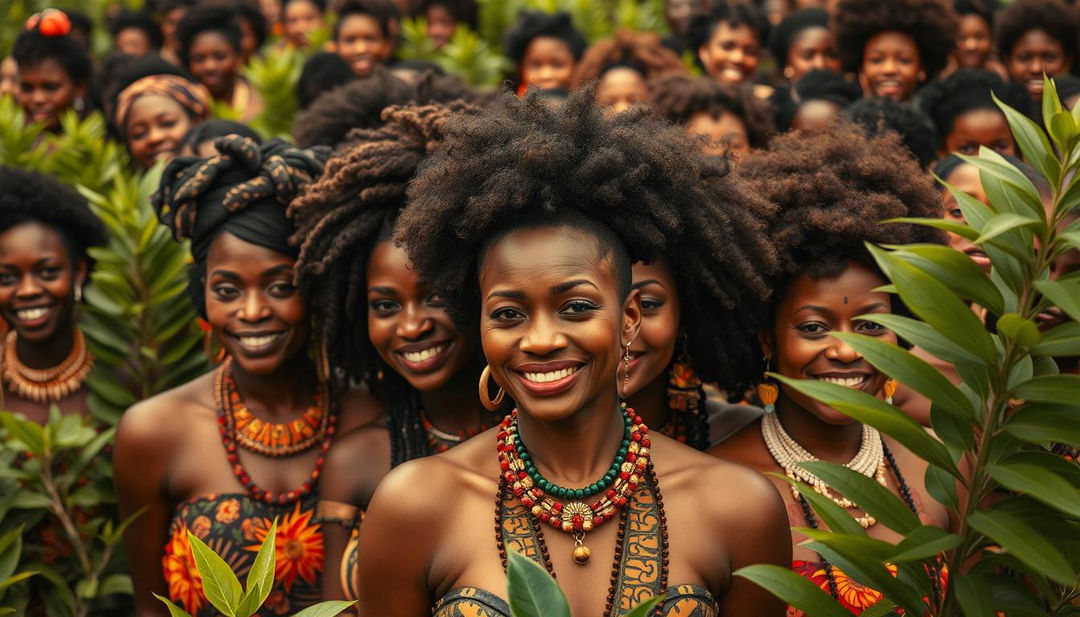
707, 417, 769, 471
320, 423, 391, 507
336, 384, 386, 433
116, 371, 215, 448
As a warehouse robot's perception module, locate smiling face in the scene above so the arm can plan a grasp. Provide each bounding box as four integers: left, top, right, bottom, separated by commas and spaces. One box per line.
624, 261, 680, 398
425, 3, 457, 49
479, 224, 640, 423
520, 36, 576, 91
1005, 29, 1071, 101
955, 14, 992, 69
366, 239, 472, 392
943, 108, 1015, 158
786, 26, 840, 82
595, 67, 648, 114
188, 31, 240, 99
940, 162, 991, 273
284, 0, 325, 48
116, 27, 153, 57
125, 94, 194, 169
764, 262, 895, 425
204, 232, 309, 375
0, 222, 84, 344
699, 22, 761, 86
336, 13, 393, 78
686, 110, 750, 158
858, 30, 922, 101
16, 59, 84, 130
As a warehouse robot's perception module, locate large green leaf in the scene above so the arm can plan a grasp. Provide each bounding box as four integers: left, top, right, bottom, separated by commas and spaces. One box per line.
289, 601, 358, 617
798, 461, 921, 534
885, 217, 979, 240
988, 452, 1080, 516
238, 519, 277, 617
505, 549, 570, 617
0, 413, 44, 455
769, 473, 866, 536
1004, 402, 1080, 447
968, 508, 1076, 584
993, 90, 1060, 185
1012, 374, 1080, 406
888, 525, 962, 562
887, 244, 1005, 314
1034, 278, 1080, 323
773, 375, 961, 479
154, 593, 194, 617
1030, 321, 1080, 356
623, 595, 665, 617
972, 212, 1042, 246
734, 564, 852, 617
869, 245, 997, 364
953, 572, 998, 617
867, 314, 985, 367
187, 531, 243, 616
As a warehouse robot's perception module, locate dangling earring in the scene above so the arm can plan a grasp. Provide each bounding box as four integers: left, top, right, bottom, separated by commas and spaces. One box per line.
883, 378, 898, 405
619, 340, 632, 398
316, 338, 332, 385
204, 331, 226, 364
667, 334, 702, 412
73, 97, 85, 114
757, 356, 779, 413
478, 365, 505, 411
74, 286, 82, 303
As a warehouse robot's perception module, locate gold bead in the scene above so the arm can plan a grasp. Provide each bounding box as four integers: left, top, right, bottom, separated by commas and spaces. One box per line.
572, 544, 591, 565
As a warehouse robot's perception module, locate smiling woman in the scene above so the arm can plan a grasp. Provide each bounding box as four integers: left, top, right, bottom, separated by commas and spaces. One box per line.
0, 167, 106, 423
176, 4, 264, 122
12, 9, 93, 133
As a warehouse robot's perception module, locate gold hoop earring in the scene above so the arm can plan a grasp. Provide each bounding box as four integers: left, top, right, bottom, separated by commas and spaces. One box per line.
478, 365, 505, 411
204, 331, 226, 364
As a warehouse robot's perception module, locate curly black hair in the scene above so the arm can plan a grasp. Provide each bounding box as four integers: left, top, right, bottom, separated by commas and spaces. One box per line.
649, 74, 774, 149
687, 2, 768, 55
176, 4, 243, 67
774, 69, 862, 131
832, 0, 958, 80
395, 89, 779, 394
297, 52, 356, 110
336, 0, 399, 39
994, 0, 1079, 62
230, 0, 269, 52
0, 166, 107, 268
291, 103, 477, 464
420, 0, 478, 30
108, 9, 164, 49
916, 69, 1032, 147
738, 121, 944, 338
292, 66, 474, 148
844, 97, 937, 169
570, 29, 687, 89
768, 8, 829, 71
13, 17, 94, 88
502, 10, 587, 64
954, 0, 1000, 24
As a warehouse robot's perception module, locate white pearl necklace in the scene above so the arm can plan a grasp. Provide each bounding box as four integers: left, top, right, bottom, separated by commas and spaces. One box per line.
761, 411, 887, 528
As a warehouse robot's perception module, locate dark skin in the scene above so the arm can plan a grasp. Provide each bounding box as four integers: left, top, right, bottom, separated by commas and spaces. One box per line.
124, 94, 194, 170
858, 31, 922, 102
187, 31, 241, 102
354, 225, 789, 617
16, 58, 85, 131
335, 14, 394, 78
0, 222, 89, 422
114, 232, 383, 616
711, 263, 952, 567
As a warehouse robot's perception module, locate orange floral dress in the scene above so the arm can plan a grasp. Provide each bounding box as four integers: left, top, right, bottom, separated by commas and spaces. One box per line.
788, 560, 949, 616
163, 492, 324, 616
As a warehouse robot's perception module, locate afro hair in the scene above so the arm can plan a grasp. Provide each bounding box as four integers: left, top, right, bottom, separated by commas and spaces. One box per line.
0, 166, 107, 266
916, 69, 1032, 147
649, 74, 775, 149
994, 0, 1079, 62
107, 9, 164, 49
502, 10, 587, 64
297, 51, 356, 109
395, 89, 779, 393
176, 4, 243, 67
335, 0, 399, 39
571, 29, 687, 89
845, 97, 938, 169
954, 0, 1000, 24
687, 2, 769, 57
768, 8, 830, 70
420, 0, 478, 30
12, 16, 94, 88
832, 0, 958, 80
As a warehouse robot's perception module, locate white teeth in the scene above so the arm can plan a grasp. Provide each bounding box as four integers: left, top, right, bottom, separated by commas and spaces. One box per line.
402, 344, 446, 363
523, 367, 578, 383
237, 334, 281, 349
17, 307, 49, 320
815, 375, 868, 388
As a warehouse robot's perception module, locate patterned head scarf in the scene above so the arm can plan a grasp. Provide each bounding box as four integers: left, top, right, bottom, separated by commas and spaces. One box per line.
114, 74, 213, 138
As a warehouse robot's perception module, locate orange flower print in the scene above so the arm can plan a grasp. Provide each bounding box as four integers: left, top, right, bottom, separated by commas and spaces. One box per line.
215, 499, 240, 524
809, 564, 896, 612
163, 527, 205, 614
191, 515, 212, 539
245, 502, 324, 591
264, 589, 291, 615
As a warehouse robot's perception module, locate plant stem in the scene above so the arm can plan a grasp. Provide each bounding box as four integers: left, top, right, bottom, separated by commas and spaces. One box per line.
40, 454, 93, 617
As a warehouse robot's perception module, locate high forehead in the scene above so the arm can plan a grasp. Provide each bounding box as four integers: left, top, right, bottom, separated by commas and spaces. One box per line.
782, 262, 889, 311
951, 108, 1008, 134
525, 36, 574, 59
479, 225, 612, 288
367, 239, 417, 281
864, 30, 918, 52
0, 222, 68, 256
206, 231, 295, 269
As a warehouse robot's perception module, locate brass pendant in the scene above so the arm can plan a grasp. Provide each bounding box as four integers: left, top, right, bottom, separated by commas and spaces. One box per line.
572, 531, 590, 565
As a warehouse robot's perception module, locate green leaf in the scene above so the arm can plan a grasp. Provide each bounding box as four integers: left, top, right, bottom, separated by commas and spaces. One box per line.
868, 314, 985, 366
996, 313, 1042, 348
1031, 321, 1080, 356
769, 472, 866, 536
968, 508, 1076, 584
869, 245, 997, 364
954, 572, 998, 617
888, 244, 1005, 314
831, 332, 975, 421
623, 594, 665, 617
773, 375, 960, 479
10, 492, 51, 510
506, 548, 571, 617
288, 601, 358, 617
885, 217, 979, 240
0, 412, 45, 455
888, 525, 962, 562
994, 90, 1060, 185
1004, 402, 1080, 447
858, 600, 898, 617
187, 530, 243, 616
239, 519, 277, 616
734, 564, 852, 617
797, 461, 921, 534
98, 574, 133, 597
1034, 278, 1080, 323
154, 593, 195, 617
1013, 374, 1080, 405
988, 453, 1080, 516
972, 212, 1041, 246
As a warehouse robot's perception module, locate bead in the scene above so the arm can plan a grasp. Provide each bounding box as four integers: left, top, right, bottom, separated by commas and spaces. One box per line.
572, 544, 591, 565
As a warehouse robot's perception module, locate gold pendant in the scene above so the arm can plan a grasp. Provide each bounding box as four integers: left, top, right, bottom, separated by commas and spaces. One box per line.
572, 531, 590, 565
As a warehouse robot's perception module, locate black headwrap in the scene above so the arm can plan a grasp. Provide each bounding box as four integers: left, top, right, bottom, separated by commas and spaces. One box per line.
152, 135, 330, 317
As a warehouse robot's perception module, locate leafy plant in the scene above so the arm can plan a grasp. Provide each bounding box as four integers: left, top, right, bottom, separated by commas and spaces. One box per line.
0, 409, 137, 617
78, 165, 209, 425
244, 47, 305, 140
399, 18, 510, 87
155, 520, 355, 617
737, 75, 1080, 616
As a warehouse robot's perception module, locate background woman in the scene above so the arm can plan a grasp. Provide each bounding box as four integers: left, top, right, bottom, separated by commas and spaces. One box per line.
570, 29, 686, 115
994, 0, 1078, 103
176, 4, 264, 122
650, 74, 774, 160
12, 9, 93, 133
689, 3, 768, 89
114, 136, 381, 616
712, 124, 952, 615
0, 167, 106, 423
354, 89, 790, 617
502, 10, 586, 94
916, 68, 1029, 158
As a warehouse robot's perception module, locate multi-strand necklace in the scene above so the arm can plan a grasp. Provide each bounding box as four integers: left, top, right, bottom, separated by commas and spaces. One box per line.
215, 359, 336, 505
420, 409, 492, 454
2, 330, 93, 404
761, 410, 887, 528
496, 403, 651, 565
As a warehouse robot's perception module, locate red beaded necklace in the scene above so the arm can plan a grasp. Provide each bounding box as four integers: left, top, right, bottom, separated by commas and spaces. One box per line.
214, 359, 337, 505
421, 408, 492, 454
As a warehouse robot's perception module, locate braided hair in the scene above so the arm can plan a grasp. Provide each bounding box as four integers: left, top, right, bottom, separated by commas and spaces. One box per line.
152, 135, 329, 320
396, 89, 778, 396
290, 102, 477, 466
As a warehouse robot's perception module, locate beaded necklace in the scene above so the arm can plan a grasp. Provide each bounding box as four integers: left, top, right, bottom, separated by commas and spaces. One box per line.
496, 404, 650, 565
2, 329, 93, 404
420, 409, 492, 454
214, 359, 337, 505
229, 384, 329, 457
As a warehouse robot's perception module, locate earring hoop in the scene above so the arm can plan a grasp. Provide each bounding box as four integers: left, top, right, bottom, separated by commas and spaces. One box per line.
478, 365, 505, 411
204, 330, 227, 364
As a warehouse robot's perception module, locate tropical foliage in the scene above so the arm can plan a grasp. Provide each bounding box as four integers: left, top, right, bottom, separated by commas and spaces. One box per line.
737, 75, 1080, 616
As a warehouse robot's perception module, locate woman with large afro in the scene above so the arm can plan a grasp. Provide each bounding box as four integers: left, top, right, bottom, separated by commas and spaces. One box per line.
994, 0, 1079, 103
289, 101, 499, 601
916, 68, 1030, 158
352, 89, 790, 617
12, 9, 94, 133
503, 10, 587, 94
711, 123, 952, 615
114, 136, 383, 616
570, 29, 687, 115
832, 0, 958, 102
